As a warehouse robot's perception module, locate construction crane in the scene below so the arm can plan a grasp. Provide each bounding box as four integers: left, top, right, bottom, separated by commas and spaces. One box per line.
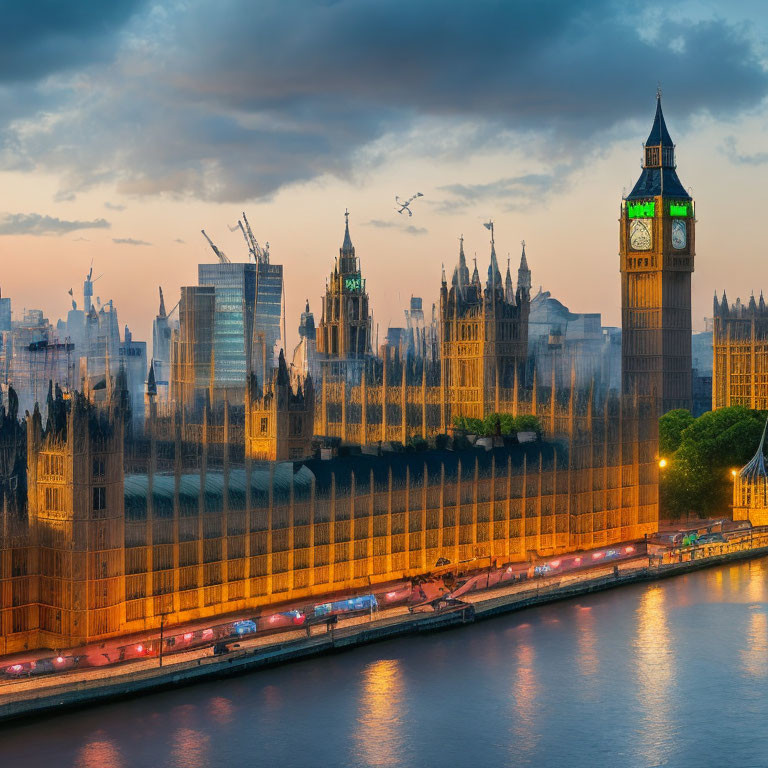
201, 229, 230, 264
241, 212, 269, 264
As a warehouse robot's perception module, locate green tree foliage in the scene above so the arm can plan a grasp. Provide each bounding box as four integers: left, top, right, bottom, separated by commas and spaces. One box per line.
660, 406, 767, 519
659, 408, 694, 456
453, 413, 542, 438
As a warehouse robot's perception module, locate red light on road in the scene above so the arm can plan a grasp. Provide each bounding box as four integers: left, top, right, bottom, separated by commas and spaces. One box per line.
183, 633, 193, 641
387, 592, 396, 599
55, 656, 64, 664
625, 546, 635, 554
9, 664, 22, 672
136, 644, 144, 653
574, 557, 582, 564
550, 560, 561, 569
506, 567, 513, 574
592, 552, 604, 560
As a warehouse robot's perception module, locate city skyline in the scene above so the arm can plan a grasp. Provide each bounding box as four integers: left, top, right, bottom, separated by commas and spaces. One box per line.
3, 1, 768, 349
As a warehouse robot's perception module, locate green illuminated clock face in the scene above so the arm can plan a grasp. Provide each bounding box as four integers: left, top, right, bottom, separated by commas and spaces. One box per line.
672, 219, 686, 249
627, 200, 655, 219
670, 201, 690, 217
344, 276, 361, 292
630, 219, 652, 250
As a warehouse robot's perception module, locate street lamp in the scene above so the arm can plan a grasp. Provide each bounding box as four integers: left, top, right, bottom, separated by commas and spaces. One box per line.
659, 458, 668, 469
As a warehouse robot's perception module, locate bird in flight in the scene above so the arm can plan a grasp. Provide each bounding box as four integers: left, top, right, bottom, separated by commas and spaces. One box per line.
395, 192, 423, 217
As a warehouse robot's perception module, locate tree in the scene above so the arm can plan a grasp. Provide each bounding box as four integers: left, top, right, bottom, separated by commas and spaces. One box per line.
659, 406, 767, 519
659, 408, 694, 456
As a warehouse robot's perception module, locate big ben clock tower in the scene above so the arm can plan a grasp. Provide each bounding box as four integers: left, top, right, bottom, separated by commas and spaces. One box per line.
620, 94, 693, 414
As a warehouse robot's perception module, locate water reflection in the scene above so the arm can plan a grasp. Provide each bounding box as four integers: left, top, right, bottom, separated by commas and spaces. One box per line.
746, 561, 766, 604
742, 610, 768, 678
209, 696, 234, 725
170, 727, 210, 768
575, 606, 598, 681
355, 659, 405, 767
509, 637, 539, 761
76, 734, 123, 768
634, 586, 675, 767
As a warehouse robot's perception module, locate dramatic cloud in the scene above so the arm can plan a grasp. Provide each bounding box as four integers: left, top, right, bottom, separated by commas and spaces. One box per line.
0, 212, 109, 236
436, 167, 574, 213
2, 1, 768, 202
113, 237, 151, 246
722, 136, 768, 166
0, 2, 148, 83
366, 219, 427, 236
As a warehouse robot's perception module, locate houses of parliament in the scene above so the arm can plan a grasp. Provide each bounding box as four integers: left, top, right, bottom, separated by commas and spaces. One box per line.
0, 96, 692, 654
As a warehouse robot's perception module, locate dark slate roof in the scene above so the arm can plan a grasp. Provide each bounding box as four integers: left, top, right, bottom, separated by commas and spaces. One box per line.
301, 441, 567, 494
646, 97, 674, 147
626, 167, 691, 201
124, 463, 315, 519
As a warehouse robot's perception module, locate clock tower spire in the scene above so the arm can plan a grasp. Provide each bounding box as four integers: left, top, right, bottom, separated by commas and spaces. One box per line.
620, 94, 694, 414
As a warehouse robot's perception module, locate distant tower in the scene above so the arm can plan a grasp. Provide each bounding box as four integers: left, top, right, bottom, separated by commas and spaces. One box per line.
440, 228, 530, 420
620, 94, 694, 413
316, 211, 372, 376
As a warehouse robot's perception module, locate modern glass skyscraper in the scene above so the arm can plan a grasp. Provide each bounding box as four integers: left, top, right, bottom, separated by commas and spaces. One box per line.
193, 259, 283, 399
253, 262, 283, 385
198, 263, 258, 389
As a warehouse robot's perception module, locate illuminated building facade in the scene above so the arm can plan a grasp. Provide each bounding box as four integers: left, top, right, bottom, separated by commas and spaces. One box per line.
712, 293, 768, 410
439, 234, 530, 421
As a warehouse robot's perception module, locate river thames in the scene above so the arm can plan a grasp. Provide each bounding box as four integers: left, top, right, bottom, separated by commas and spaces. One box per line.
5, 558, 768, 768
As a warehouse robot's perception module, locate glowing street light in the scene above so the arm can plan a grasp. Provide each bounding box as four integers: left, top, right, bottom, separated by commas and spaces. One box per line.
659, 458, 668, 469
731, 469, 738, 477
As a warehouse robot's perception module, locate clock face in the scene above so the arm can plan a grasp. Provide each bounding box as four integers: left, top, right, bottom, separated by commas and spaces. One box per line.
344, 276, 361, 292
630, 219, 652, 251
671, 219, 686, 250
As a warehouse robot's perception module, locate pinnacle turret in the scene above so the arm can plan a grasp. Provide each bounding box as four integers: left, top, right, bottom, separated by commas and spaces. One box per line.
505, 258, 515, 304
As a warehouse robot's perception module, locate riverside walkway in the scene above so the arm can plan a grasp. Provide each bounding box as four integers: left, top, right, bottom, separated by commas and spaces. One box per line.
2, 525, 768, 722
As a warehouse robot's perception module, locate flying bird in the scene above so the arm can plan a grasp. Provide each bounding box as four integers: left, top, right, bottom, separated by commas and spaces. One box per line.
395, 192, 423, 217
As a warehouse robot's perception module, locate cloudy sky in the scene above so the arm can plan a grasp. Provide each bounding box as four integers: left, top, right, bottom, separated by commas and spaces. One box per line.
2, 0, 768, 350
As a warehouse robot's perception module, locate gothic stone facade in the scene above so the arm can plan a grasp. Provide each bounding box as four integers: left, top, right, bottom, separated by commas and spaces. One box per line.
712, 293, 768, 411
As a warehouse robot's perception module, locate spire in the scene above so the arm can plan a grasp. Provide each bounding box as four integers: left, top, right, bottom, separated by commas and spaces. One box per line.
713, 290, 719, 317
486, 222, 501, 292
441, 262, 446, 285
517, 240, 531, 296
471, 256, 480, 287
342, 208, 353, 253
721, 290, 729, 314
646, 91, 674, 151
147, 360, 157, 397
628, 93, 688, 200
739, 416, 768, 482
749, 292, 757, 313
760, 291, 766, 313
505, 258, 515, 304
158, 286, 166, 318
